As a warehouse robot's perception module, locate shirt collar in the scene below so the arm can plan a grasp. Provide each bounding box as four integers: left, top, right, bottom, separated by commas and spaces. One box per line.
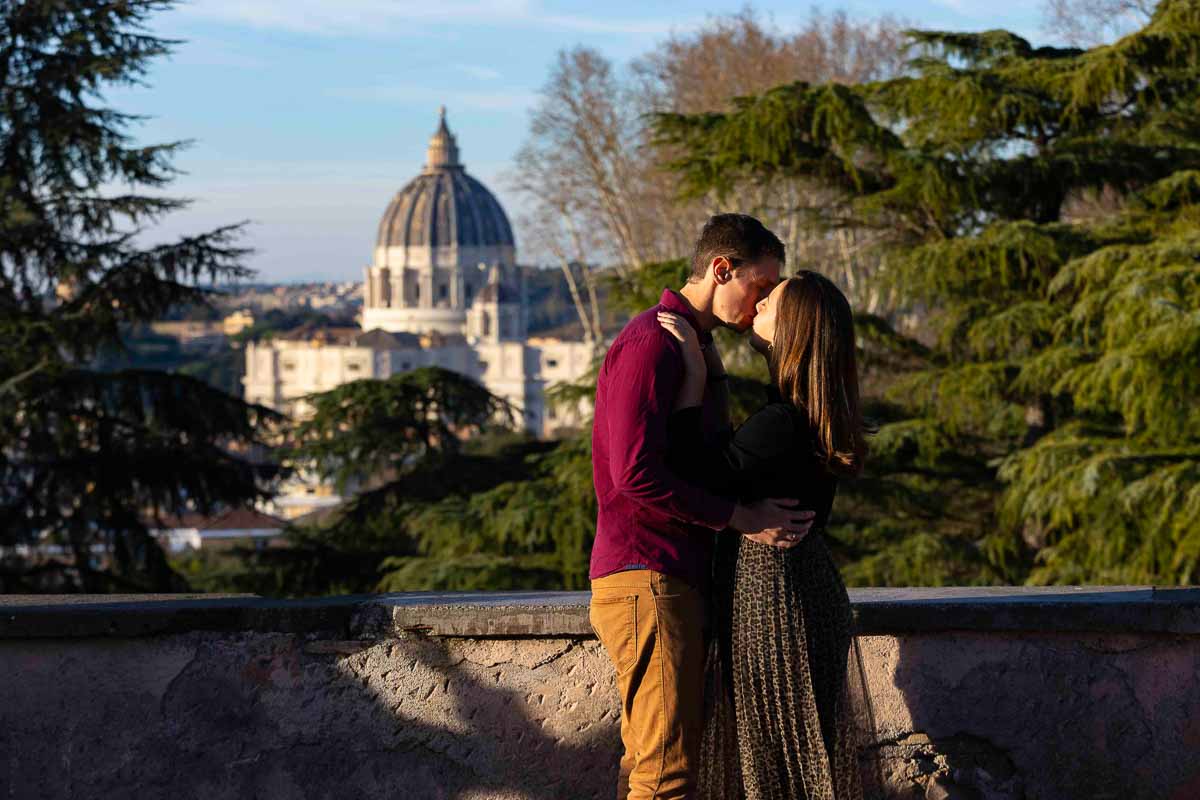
659, 288, 714, 346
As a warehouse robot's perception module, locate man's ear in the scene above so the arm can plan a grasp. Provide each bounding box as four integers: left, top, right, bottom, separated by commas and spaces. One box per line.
712, 256, 733, 284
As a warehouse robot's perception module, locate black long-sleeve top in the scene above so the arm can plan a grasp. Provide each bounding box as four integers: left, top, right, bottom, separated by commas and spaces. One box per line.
666, 391, 838, 532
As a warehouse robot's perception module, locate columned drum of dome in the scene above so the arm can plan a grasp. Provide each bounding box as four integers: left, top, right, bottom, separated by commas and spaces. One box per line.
363, 108, 517, 336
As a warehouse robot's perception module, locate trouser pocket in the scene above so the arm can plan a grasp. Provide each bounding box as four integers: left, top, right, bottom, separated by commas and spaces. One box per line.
589, 593, 639, 675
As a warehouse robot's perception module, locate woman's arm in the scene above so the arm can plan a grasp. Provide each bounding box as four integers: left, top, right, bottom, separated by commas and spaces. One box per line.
703, 341, 731, 434
657, 312, 816, 542
668, 402, 798, 502
657, 311, 706, 410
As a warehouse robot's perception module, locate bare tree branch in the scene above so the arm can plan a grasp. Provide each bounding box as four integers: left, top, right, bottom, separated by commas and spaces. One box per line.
1041, 0, 1153, 46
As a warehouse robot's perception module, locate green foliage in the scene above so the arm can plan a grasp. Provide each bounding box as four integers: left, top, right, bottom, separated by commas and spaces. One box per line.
290, 367, 514, 492
0, 1, 280, 592
653, 0, 1200, 585
376, 433, 598, 591
172, 523, 394, 597
230, 308, 357, 344
607, 258, 691, 315
93, 324, 244, 396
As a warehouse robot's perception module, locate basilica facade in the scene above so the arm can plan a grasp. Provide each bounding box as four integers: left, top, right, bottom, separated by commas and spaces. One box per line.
243, 109, 594, 439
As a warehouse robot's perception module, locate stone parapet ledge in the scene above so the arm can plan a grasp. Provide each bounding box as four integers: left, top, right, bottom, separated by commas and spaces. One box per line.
3, 585, 1199, 639
4, 585, 1200, 799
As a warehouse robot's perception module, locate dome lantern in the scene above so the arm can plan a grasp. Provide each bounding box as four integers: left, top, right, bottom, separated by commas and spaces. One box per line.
424, 105, 460, 171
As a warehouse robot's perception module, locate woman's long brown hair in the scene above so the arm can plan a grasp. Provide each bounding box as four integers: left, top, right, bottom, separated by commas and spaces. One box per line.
769, 271, 869, 477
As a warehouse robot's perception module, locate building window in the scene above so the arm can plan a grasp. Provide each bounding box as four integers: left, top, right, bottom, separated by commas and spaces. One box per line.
439, 284, 448, 300
546, 358, 559, 368
282, 361, 296, 371
414, 285, 420, 303
401, 362, 412, 370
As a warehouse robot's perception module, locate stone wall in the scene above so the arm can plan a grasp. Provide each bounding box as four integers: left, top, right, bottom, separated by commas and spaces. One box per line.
3, 587, 1199, 799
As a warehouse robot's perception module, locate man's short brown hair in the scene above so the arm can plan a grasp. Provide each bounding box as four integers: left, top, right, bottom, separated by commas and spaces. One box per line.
689, 213, 786, 280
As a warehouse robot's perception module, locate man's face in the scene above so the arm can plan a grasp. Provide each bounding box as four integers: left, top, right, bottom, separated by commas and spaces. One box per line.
711, 256, 782, 333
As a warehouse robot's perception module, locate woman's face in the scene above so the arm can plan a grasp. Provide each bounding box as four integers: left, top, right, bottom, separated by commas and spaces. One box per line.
750, 280, 788, 354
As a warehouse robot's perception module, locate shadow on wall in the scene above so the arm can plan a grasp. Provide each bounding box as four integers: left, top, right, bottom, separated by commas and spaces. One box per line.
863, 618, 1200, 800
163, 632, 622, 800
866, 632, 1030, 800
0, 631, 622, 800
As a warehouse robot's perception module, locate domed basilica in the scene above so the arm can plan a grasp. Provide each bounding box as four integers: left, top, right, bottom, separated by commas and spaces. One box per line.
244, 110, 593, 460
363, 107, 524, 340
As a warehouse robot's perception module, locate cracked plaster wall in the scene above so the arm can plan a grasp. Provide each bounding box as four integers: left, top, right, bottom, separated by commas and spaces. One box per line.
3, 629, 1198, 799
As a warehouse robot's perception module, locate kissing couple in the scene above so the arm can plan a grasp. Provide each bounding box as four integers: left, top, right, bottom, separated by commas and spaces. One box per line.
589, 213, 871, 800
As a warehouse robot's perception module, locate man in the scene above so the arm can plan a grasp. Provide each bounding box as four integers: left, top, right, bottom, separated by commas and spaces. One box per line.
589, 214, 814, 799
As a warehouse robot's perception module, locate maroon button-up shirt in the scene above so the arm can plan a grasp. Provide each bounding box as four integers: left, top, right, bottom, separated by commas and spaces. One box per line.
589, 289, 736, 590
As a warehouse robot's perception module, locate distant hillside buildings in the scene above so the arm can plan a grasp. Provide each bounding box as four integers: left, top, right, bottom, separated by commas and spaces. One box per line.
149, 309, 256, 349
222, 282, 362, 313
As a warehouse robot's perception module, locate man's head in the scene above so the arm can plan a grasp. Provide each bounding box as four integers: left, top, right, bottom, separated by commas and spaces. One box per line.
689, 213, 784, 332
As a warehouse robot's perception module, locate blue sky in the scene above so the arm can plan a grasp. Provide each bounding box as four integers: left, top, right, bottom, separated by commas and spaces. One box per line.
115, 0, 1053, 282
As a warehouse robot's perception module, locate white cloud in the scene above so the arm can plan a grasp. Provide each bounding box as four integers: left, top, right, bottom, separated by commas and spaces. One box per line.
178, 0, 683, 38
925, 0, 1042, 20
327, 84, 539, 112
536, 12, 681, 35
177, 0, 514, 36
453, 63, 503, 81
168, 38, 268, 69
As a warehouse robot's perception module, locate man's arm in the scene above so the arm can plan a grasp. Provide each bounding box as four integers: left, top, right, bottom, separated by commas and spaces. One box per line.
605, 331, 735, 530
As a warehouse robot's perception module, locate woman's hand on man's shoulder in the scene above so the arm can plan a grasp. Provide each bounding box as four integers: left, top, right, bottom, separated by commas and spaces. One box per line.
657, 311, 706, 377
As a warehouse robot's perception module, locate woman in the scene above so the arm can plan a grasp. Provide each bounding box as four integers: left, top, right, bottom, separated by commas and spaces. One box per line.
658, 270, 870, 800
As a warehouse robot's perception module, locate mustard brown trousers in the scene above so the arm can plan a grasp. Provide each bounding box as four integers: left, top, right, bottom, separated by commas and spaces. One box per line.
589, 569, 707, 800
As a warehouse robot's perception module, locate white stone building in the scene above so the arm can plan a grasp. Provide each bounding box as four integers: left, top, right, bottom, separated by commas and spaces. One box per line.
243, 109, 594, 437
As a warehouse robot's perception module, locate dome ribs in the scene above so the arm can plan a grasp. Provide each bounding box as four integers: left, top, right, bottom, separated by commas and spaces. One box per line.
373, 110, 515, 259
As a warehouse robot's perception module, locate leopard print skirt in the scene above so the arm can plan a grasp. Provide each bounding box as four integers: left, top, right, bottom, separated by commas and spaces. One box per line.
698, 531, 869, 800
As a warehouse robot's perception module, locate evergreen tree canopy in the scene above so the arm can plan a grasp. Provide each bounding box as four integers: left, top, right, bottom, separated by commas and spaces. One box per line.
0, 1, 279, 591
275, 368, 518, 586
654, 0, 1200, 584
375, 432, 597, 592
290, 366, 514, 495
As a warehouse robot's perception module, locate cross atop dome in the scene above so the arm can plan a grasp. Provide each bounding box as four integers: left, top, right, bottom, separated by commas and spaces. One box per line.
425, 106, 460, 171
